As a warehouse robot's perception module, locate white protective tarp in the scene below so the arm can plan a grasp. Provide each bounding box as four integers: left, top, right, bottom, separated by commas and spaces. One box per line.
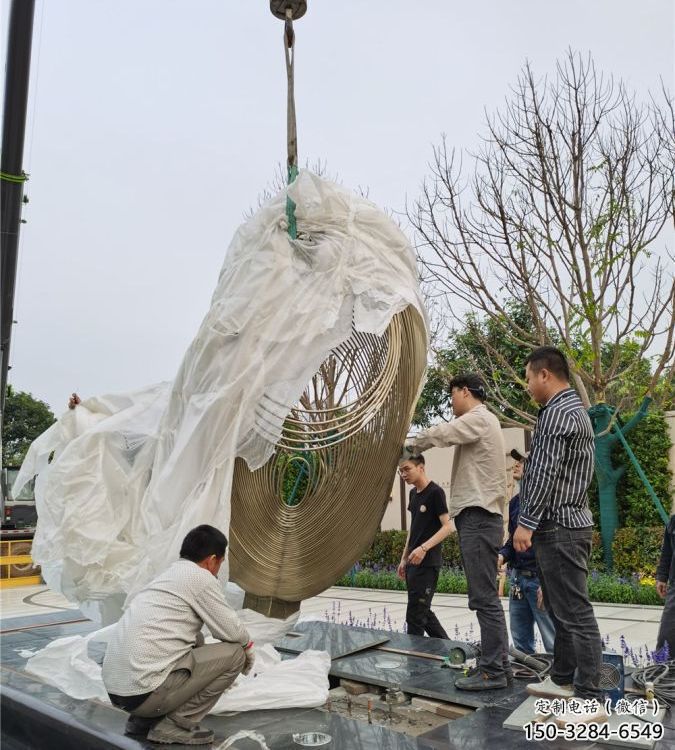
14, 170, 426, 615
22, 613, 331, 712
13, 171, 425, 712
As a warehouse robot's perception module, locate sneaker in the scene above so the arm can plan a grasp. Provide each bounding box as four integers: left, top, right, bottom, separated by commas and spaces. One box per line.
526, 676, 574, 699
455, 671, 508, 691
125, 715, 160, 737
554, 703, 609, 728
147, 717, 215, 745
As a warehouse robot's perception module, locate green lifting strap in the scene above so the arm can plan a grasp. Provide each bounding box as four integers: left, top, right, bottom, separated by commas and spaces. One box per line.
0, 170, 29, 183
286, 164, 298, 240
609, 413, 670, 525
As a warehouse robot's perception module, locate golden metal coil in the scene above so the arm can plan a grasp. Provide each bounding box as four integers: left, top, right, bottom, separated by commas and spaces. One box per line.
229, 306, 427, 602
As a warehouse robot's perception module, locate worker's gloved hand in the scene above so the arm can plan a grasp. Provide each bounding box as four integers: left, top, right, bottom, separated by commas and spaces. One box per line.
242, 643, 256, 676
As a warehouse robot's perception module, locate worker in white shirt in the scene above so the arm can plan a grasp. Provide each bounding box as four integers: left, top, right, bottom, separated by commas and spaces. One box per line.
102, 525, 253, 745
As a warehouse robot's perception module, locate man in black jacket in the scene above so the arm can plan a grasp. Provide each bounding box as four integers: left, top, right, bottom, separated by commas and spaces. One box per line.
656, 514, 675, 656
499, 449, 555, 654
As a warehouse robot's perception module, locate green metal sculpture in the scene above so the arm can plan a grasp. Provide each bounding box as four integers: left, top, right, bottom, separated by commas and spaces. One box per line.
588, 397, 669, 568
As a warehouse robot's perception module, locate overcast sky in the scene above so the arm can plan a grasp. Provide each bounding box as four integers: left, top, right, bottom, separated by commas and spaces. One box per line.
2, 0, 673, 414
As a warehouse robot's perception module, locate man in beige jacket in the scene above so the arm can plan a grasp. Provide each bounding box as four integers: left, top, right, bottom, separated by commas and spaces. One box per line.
103, 525, 253, 745
407, 373, 509, 691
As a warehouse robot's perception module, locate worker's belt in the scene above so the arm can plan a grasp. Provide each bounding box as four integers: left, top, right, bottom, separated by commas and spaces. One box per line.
512, 568, 538, 579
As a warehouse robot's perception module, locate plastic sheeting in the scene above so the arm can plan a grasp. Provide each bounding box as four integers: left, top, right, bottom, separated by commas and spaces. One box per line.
213, 646, 331, 713
14, 170, 426, 617
22, 612, 331, 714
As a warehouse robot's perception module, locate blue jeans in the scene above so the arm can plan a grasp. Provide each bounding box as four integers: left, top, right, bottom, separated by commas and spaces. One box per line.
509, 570, 556, 654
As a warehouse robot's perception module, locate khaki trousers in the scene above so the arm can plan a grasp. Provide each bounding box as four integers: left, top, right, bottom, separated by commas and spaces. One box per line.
131, 640, 245, 728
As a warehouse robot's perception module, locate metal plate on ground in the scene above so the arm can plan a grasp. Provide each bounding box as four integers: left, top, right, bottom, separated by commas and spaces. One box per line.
329, 651, 439, 689
289, 622, 475, 662
275, 622, 390, 660
401, 666, 528, 709
503, 696, 667, 749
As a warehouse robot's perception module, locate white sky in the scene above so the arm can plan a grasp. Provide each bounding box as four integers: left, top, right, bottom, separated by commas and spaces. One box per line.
2, 0, 673, 413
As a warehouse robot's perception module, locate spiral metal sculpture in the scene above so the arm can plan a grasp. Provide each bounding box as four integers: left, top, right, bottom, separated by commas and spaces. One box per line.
229, 306, 427, 613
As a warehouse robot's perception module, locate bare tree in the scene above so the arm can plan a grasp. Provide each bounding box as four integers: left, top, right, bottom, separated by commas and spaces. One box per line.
410, 51, 674, 564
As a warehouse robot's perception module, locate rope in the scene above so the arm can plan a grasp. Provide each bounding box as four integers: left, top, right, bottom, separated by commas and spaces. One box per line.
284, 8, 298, 239
0, 171, 29, 183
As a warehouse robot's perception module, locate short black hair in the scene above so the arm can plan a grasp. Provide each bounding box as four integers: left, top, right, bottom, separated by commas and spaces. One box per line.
448, 373, 487, 402
180, 525, 227, 563
525, 346, 570, 382
400, 454, 425, 466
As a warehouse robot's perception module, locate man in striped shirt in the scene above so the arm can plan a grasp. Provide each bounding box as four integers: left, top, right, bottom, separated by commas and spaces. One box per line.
513, 347, 606, 726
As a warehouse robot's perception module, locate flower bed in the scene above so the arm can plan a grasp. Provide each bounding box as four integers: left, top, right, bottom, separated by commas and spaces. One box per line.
335, 565, 664, 606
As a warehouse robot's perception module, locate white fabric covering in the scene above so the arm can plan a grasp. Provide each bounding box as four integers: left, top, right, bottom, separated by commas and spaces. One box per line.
14, 172, 424, 712
15, 171, 425, 616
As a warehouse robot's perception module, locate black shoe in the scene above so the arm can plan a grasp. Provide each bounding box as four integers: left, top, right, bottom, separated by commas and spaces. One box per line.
147, 717, 215, 745
455, 671, 508, 691
463, 664, 513, 686
124, 715, 160, 737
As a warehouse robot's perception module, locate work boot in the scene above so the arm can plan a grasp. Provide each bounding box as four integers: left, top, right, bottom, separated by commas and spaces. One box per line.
464, 663, 514, 686
147, 716, 214, 745
526, 676, 574, 699
124, 715, 160, 737
455, 671, 508, 691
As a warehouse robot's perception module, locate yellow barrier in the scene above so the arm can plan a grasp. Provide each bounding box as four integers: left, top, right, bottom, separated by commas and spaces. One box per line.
0, 538, 42, 588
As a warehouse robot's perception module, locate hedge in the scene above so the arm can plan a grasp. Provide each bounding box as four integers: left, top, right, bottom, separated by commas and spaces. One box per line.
334, 567, 663, 606
587, 411, 673, 527
359, 526, 665, 578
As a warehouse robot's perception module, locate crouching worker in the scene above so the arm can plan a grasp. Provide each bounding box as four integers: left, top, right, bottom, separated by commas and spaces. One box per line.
102, 525, 253, 745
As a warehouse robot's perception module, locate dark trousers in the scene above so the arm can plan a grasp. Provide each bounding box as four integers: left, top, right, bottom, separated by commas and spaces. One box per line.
656, 579, 675, 655
534, 522, 602, 700
405, 565, 448, 639
455, 506, 508, 676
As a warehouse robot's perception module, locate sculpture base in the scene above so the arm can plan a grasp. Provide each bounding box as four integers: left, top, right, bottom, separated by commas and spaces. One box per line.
243, 592, 300, 619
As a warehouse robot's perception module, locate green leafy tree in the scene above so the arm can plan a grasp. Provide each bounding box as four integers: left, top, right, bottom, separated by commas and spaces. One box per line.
414, 302, 544, 428
2, 386, 56, 467
410, 54, 674, 565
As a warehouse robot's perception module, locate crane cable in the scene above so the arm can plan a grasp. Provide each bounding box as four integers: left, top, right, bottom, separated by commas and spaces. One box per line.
283, 8, 298, 239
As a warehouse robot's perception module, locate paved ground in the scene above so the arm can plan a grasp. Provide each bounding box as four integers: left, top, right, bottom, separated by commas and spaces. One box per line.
2, 583, 663, 660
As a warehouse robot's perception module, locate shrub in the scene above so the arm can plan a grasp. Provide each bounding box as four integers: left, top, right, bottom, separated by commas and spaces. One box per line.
335, 566, 664, 606
590, 530, 606, 572
611, 526, 665, 578
362, 530, 464, 568
616, 413, 673, 527
360, 530, 407, 567
360, 523, 665, 582
587, 571, 663, 606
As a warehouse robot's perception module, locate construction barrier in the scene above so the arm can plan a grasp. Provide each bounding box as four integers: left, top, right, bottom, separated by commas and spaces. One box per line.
0, 536, 41, 588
